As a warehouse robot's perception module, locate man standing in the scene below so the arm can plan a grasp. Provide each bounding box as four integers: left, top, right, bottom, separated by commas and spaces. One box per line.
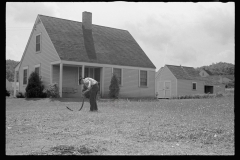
79, 77, 99, 111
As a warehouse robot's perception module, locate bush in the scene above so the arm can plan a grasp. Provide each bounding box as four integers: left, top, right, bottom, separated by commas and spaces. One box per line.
6, 89, 10, 97
216, 92, 223, 98
171, 93, 223, 99
44, 83, 60, 98
109, 74, 120, 99
16, 92, 25, 98
25, 71, 45, 98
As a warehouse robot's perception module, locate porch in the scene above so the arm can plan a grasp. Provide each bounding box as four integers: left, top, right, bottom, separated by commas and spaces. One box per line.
51, 61, 104, 98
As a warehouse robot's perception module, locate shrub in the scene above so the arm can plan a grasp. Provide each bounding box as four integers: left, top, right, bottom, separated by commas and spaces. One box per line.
16, 92, 25, 98
25, 71, 45, 98
216, 92, 223, 98
6, 89, 10, 97
109, 74, 120, 99
44, 83, 60, 98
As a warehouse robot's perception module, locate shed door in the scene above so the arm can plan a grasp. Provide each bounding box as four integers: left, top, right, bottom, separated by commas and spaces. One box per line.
157, 81, 164, 98
164, 81, 171, 98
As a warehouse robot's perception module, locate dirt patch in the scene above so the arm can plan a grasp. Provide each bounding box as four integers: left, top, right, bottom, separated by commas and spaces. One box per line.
29, 144, 101, 155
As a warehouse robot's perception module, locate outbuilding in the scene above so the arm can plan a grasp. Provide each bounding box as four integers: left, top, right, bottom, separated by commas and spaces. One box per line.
155, 65, 225, 98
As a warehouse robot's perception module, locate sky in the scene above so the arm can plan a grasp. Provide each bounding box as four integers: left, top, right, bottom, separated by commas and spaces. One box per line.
6, 2, 235, 71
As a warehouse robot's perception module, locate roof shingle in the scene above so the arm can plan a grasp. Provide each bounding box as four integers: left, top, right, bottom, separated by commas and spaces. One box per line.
166, 65, 222, 85
39, 15, 156, 69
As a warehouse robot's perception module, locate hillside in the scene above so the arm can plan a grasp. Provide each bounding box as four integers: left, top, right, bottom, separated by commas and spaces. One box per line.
6, 59, 19, 82
195, 62, 234, 76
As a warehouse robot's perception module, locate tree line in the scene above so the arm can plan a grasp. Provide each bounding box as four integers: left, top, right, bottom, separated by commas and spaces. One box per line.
6, 59, 19, 82
195, 62, 234, 76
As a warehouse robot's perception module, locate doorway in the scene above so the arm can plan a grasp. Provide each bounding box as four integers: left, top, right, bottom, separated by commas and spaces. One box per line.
204, 85, 213, 94
164, 81, 171, 98
84, 67, 101, 95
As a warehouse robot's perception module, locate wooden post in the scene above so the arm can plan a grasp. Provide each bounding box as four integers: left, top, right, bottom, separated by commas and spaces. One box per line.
14, 71, 16, 97
82, 65, 85, 79
59, 63, 63, 97
50, 64, 52, 84
80, 65, 85, 97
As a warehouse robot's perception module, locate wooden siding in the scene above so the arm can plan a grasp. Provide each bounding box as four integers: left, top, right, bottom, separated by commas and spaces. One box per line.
177, 79, 205, 96
102, 67, 155, 98
52, 65, 83, 98
103, 67, 112, 97
62, 66, 81, 98
52, 65, 60, 85
156, 66, 177, 98
18, 17, 60, 94
120, 69, 155, 98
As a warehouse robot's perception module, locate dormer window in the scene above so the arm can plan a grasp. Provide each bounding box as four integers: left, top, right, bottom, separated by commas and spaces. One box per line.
36, 34, 41, 52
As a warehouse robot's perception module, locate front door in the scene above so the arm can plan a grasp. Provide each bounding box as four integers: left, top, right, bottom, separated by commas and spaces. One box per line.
84, 67, 101, 96
164, 81, 171, 98
94, 68, 100, 93
157, 81, 164, 98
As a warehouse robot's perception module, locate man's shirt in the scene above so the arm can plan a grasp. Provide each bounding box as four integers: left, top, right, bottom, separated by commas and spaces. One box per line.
83, 77, 98, 90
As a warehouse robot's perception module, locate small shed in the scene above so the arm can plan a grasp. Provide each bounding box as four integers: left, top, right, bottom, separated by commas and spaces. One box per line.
155, 65, 225, 98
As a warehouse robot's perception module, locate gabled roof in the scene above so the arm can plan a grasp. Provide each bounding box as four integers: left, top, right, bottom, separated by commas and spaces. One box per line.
165, 65, 222, 85
14, 62, 20, 71
155, 67, 163, 78
223, 75, 234, 80
201, 68, 213, 75
38, 15, 156, 69
166, 65, 200, 80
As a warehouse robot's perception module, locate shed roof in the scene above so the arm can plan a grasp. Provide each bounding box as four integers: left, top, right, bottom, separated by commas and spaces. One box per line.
166, 65, 222, 85
201, 69, 213, 75
166, 65, 199, 80
39, 15, 156, 69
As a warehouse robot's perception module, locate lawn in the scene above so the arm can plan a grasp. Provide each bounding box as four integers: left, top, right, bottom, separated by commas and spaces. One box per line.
6, 96, 234, 155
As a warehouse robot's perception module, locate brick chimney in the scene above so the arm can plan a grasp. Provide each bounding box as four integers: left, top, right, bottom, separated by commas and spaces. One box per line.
82, 11, 92, 30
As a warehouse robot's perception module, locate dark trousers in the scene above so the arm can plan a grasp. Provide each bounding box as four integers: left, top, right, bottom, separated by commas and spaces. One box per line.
89, 83, 99, 111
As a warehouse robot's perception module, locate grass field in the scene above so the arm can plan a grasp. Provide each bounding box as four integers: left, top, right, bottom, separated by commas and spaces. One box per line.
6, 96, 234, 155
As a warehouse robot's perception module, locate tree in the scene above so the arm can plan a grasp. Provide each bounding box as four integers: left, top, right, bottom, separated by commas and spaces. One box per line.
195, 62, 234, 75
25, 71, 45, 98
6, 89, 10, 97
6, 59, 19, 82
109, 74, 120, 99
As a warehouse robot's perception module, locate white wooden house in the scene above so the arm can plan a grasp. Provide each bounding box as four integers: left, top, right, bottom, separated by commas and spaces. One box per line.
14, 12, 156, 98
155, 65, 225, 98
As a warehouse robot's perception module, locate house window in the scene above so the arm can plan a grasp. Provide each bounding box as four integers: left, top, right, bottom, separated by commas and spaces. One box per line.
23, 68, 28, 85
34, 64, 41, 78
36, 34, 41, 52
89, 68, 94, 78
35, 67, 40, 75
113, 68, 122, 85
192, 82, 197, 90
140, 70, 147, 87
16, 71, 19, 82
85, 68, 89, 77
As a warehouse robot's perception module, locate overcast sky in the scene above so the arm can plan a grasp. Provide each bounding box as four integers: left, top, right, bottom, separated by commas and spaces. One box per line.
6, 2, 235, 71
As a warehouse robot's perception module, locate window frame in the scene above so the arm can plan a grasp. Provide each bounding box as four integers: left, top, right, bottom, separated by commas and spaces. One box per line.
34, 64, 41, 79
16, 71, 19, 82
23, 66, 29, 86
112, 68, 123, 86
192, 82, 197, 90
139, 70, 148, 87
36, 33, 41, 53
